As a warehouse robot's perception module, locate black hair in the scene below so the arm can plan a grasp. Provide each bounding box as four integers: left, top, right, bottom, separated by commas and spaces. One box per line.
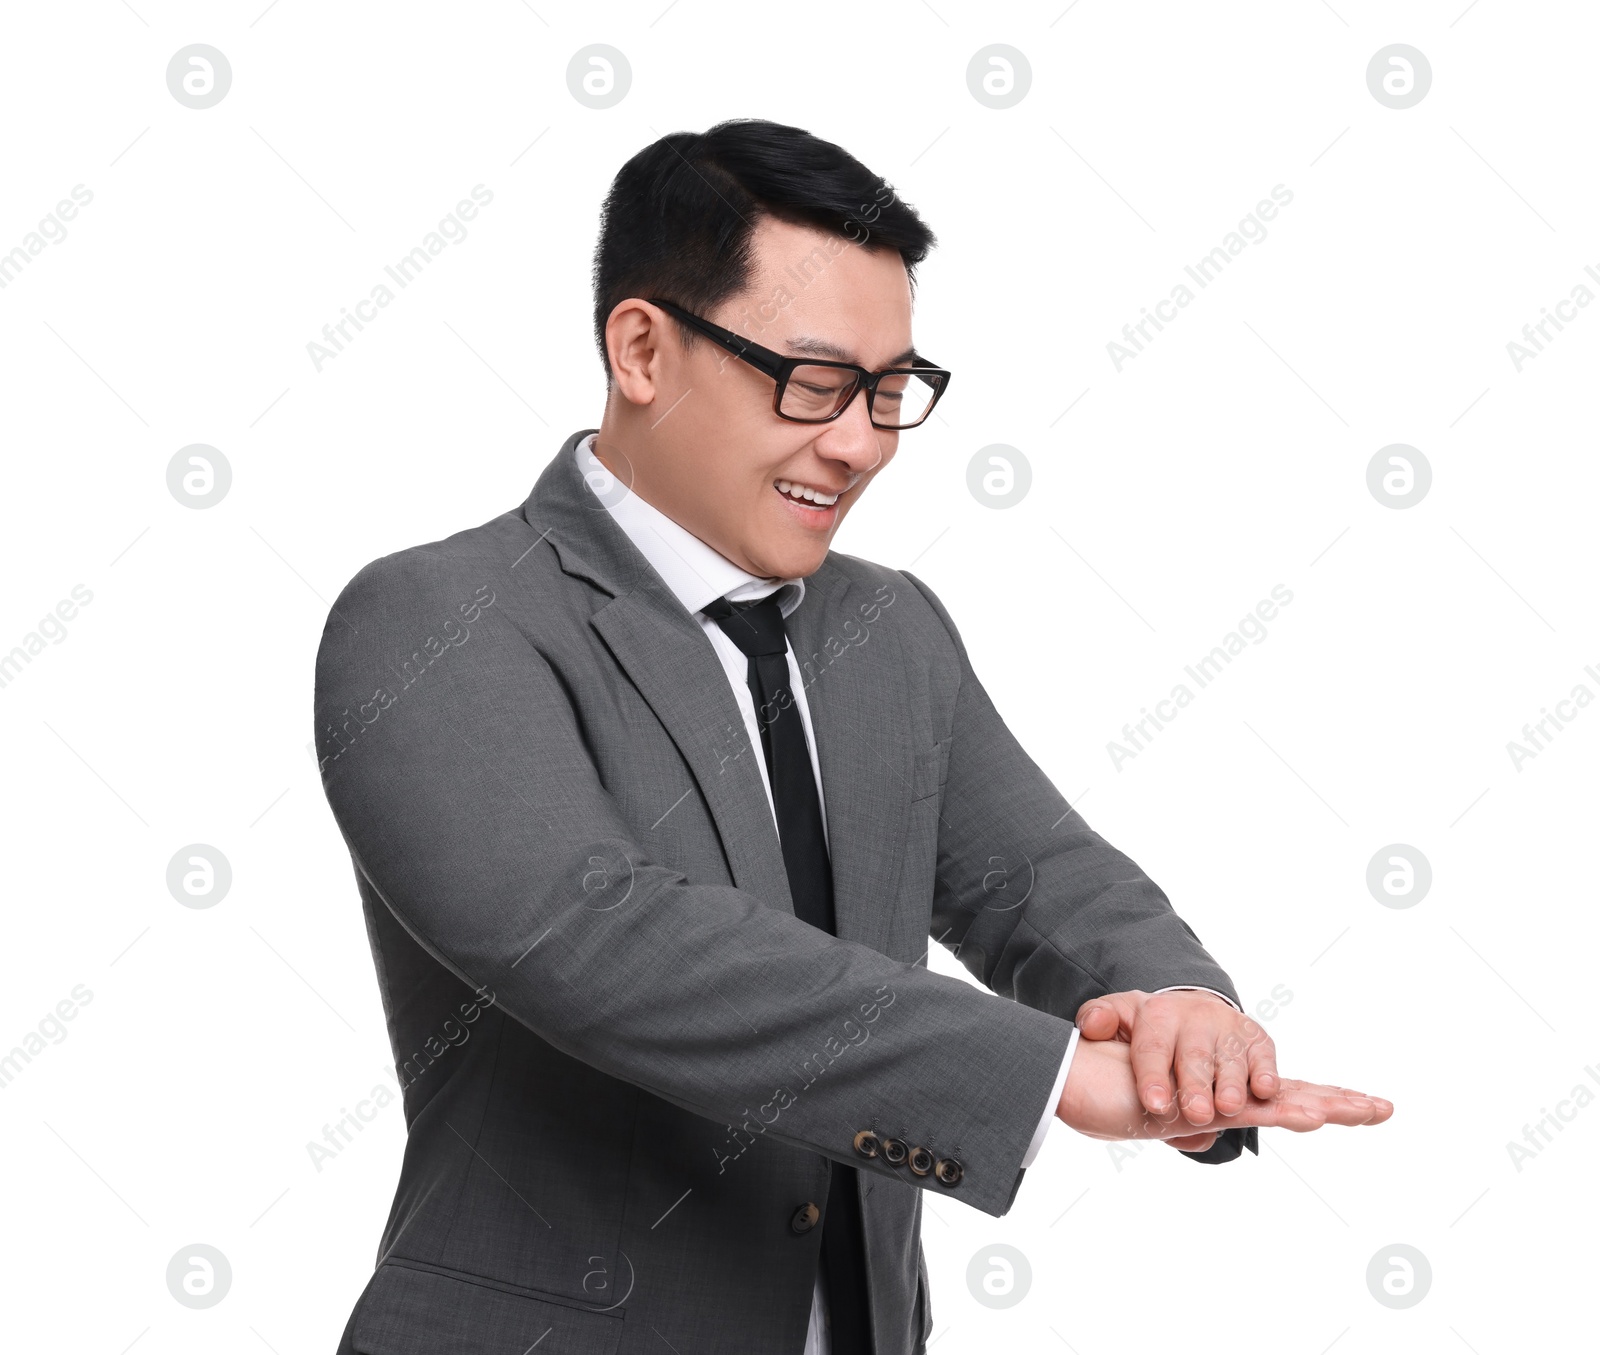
590, 117, 937, 384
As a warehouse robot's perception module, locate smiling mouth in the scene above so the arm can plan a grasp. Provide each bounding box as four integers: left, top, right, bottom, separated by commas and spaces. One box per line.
773, 478, 843, 508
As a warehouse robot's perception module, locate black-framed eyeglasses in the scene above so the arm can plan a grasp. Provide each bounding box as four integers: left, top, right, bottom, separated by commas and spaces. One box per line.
647, 297, 951, 430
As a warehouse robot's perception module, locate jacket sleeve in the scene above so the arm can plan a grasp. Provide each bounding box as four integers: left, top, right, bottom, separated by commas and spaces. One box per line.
901, 570, 1259, 1164
313, 551, 1076, 1217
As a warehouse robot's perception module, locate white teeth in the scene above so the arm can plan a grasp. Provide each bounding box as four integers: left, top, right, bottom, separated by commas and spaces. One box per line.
775, 479, 838, 505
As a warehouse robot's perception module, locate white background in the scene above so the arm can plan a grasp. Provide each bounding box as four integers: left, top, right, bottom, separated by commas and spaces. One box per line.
1, 2, 1594, 1351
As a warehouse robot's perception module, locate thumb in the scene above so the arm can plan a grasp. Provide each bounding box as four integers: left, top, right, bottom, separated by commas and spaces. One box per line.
1076, 1002, 1122, 1040
1165, 1132, 1220, 1153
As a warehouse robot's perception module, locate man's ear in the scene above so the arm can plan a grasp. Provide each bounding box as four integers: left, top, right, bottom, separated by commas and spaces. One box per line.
606, 299, 667, 408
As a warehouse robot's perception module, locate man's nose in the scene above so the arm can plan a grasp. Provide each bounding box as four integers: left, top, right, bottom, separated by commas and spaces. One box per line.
813, 387, 894, 474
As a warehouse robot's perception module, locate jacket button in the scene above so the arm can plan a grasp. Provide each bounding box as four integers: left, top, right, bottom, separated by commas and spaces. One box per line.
933, 1157, 964, 1187
791, 1202, 820, 1234
882, 1137, 909, 1167
908, 1145, 934, 1176
852, 1130, 882, 1160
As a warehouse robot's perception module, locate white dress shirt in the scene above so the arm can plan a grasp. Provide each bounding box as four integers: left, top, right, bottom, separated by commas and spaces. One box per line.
574, 432, 1241, 1352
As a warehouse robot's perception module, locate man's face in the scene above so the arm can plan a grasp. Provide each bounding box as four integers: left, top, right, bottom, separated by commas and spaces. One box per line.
600, 215, 918, 580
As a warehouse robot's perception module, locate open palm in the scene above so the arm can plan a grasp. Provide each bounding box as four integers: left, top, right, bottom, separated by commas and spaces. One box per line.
1058, 1035, 1392, 1142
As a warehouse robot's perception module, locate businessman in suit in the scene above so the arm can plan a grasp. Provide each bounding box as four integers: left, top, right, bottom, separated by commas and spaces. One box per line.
317, 119, 1390, 1355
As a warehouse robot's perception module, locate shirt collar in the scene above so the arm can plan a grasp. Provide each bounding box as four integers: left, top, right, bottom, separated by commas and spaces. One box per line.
575, 432, 806, 618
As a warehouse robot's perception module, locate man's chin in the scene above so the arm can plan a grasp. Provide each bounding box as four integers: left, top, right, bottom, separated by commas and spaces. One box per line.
752, 544, 829, 581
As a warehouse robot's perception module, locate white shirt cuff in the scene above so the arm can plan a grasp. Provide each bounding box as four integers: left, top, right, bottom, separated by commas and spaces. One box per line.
1021, 1023, 1079, 1169
1153, 984, 1241, 1012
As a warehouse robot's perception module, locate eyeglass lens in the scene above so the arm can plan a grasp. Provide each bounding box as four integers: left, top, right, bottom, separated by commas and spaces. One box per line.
779, 365, 942, 428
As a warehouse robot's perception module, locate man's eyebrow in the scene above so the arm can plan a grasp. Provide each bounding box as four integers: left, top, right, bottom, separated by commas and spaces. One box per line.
785, 335, 921, 367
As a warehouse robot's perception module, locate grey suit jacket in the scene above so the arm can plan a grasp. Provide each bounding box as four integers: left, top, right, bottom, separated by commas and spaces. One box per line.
315, 428, 1256, 1355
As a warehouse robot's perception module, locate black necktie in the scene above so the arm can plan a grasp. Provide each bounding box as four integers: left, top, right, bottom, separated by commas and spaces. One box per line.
703, 593, 874, 1355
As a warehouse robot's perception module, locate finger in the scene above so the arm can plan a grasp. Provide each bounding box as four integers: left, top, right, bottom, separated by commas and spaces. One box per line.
1212, 1026, 1250, 1116
1165, 1132, 1220, 1152
1254, 1084, 1389, 1131
1172, 1035, 1218, 1126
1333, 1091, 1393, 1123
1244, 1024, 1279, 1099
1328, 1084, 1393, 1117
1323, 1087, 1379, 1121
1076, 994, 1135, 1042
1237, 1093, 1328, 1133
1128, 1008, 1181, 1118
1356, 1090, 1394, 1120
1291, 1081, 1394, 1123
1076, 1003, 1120, 1042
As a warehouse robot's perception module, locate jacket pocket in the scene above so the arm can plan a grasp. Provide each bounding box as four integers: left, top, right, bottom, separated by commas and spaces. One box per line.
352, 1258, 624, 1355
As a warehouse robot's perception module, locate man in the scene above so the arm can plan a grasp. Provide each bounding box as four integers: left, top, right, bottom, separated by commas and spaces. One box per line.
317, 119, 1391, 1355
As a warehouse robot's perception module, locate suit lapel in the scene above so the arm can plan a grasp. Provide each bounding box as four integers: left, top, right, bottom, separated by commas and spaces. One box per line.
523, 430, 916, 953
589, 594, 797, 916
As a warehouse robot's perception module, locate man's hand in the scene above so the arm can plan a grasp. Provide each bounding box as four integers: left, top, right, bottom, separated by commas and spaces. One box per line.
1069, 988, 1392, 1148
1056, 1034, 1392, 1143
1077, 988, 1277, 1121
